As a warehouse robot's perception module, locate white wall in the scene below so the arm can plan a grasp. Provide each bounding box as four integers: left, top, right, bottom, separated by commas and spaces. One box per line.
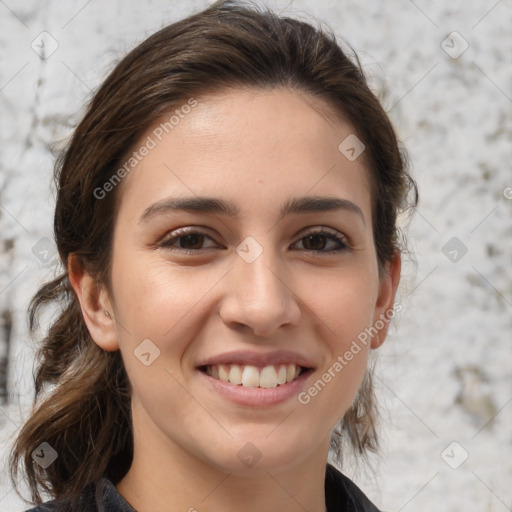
1, 1, 511, 510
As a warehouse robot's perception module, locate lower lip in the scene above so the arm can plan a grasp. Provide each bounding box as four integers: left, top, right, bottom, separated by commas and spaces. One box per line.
197, 368, 314, 406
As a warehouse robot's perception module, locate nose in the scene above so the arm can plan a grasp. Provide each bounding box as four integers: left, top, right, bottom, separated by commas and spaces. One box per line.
218, 246, 301, 337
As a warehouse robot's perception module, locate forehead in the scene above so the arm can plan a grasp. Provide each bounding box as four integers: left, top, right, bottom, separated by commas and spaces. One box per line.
116, 87, 372, 224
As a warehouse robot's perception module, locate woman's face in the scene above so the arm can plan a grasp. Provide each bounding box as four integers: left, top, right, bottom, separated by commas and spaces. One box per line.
90, 88, 399, 474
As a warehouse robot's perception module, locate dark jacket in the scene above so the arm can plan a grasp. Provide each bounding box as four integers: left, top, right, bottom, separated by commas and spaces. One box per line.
24, 463, 381, 511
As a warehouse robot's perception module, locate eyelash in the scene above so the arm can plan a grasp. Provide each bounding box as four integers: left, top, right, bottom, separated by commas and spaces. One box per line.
158, 227, 349, 255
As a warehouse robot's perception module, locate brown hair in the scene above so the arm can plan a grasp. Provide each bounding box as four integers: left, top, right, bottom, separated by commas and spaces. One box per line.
10, 0, 417, 505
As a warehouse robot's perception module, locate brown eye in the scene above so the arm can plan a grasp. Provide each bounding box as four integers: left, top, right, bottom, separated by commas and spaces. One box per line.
159, 228, 219, 253
302, 234, 328, 251
292, 229, 348, 253
177, 233, 205, 250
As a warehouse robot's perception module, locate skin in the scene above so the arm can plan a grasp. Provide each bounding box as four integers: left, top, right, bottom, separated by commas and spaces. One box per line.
69, 87, 400, 512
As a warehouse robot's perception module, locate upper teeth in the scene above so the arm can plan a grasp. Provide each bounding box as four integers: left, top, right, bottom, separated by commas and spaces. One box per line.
206, 364, 301, 388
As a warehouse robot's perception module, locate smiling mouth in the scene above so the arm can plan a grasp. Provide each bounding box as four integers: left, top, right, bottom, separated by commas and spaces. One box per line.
198, 363, 311, 388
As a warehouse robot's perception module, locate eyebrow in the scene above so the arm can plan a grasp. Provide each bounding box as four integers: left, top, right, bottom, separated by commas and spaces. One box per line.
139, 195, 365, 225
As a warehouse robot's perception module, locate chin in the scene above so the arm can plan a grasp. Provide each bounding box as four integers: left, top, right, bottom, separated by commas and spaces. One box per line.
198, 429, 317, 476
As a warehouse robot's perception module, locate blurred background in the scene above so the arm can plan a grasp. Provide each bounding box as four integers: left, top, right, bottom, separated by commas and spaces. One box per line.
0, 1, 511, 510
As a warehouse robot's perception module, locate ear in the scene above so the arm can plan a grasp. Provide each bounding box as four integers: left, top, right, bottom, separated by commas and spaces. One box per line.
68, 253, 119, 352
370, 251, 401, 349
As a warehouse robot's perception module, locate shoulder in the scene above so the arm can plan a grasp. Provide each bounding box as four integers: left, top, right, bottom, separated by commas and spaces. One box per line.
325, 463, 382, 512
23, 506, 66, 512
22, 477, 135, 512
22, 483, 95, 512
24, 467, 378, 511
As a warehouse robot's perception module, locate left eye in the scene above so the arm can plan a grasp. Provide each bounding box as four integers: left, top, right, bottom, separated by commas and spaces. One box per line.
291, 229, 348, 252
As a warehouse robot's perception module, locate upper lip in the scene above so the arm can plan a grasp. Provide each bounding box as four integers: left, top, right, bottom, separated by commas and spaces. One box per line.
197, 349, 316, 369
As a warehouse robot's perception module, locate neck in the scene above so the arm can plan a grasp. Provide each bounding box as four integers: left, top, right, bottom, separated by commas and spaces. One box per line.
116, 402, 329, 512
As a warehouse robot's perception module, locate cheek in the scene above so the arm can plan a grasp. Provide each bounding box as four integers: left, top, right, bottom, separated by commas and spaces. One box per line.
292, 266, 377, 416
299, 264, 378, 343
111, 257, 209, 416
111, 250, 224, 354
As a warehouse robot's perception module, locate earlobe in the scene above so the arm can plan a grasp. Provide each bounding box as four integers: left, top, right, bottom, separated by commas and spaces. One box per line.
68, 253, 120, 352
370, 251, 401, 349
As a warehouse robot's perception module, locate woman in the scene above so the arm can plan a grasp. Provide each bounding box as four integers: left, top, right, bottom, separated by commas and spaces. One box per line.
10, 1, 417, 510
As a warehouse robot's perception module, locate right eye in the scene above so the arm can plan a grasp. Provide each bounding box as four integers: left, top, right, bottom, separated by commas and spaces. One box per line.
159, 228, 221, 254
